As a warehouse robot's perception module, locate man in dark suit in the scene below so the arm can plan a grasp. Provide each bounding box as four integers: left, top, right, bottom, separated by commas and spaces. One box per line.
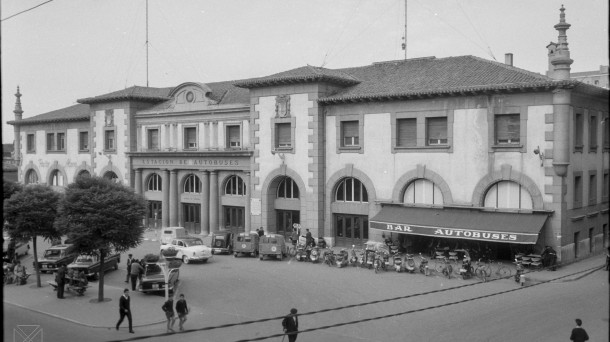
116, 289, 134, 333
282, 308, 299, 342
125, 254, 133, 283
56, 265, 66, 299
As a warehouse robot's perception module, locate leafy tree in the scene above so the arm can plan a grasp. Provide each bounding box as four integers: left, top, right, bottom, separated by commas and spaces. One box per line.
3, 179, 23, 200
3, 184, 62, 287
56, 176, 146, 302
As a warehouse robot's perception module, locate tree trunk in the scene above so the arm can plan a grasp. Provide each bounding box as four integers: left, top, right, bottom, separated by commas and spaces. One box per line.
98, 249, 105, 302
33, 236, 41, 288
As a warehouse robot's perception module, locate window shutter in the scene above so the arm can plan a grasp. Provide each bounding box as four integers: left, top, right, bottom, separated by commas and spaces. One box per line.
276, 123, 291, 147
185, 128, 197, 148
427, 117, 447, 144
47, 134, 54, 150
342, 121, 359, 146
496, 114, 520, 144
397, 118, 416, 147
227, 126, 240, 147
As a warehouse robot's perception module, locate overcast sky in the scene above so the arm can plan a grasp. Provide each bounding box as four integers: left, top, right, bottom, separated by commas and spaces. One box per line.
2, 0, 608, 144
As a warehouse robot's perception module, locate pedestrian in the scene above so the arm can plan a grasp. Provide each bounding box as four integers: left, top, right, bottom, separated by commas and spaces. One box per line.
116, 289, 134, 333
56, 264, 66, 298
258, 227, 264, 237
281, 308, 299, 342
129, 259, 143, 291
13, 260, 27, 286
569, 318, 589, 342
305, 229, 313, 247
162, 298, 176, 333
176, 294, 189, 331
125, 254, 134, 283
138, 259, 146, 284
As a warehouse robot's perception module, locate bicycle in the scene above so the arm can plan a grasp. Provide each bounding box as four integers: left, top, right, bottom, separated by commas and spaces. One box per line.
474, 259, 511, 281
434, 257, 452, 279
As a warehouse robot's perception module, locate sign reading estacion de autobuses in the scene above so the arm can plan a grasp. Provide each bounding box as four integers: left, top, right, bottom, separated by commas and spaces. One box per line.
132, 156, 250, 169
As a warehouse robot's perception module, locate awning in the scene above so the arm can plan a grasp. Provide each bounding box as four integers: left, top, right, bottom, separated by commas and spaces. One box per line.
369, 206, 549, 245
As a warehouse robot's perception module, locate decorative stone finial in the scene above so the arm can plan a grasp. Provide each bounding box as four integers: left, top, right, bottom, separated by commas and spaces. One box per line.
14, 86, 23, 120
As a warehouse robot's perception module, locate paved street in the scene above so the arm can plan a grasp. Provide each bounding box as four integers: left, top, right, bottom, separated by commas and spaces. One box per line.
4, 233, 609, 342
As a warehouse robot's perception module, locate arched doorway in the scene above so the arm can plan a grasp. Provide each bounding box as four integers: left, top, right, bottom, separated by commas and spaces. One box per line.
333, 177, 369, 247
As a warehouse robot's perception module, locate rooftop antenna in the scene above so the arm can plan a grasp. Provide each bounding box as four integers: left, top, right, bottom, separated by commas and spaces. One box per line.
146, 0, 149, 87
401, 0, 407, 59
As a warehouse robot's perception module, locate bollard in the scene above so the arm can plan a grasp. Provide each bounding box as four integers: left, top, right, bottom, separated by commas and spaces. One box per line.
519, 274, 526, 286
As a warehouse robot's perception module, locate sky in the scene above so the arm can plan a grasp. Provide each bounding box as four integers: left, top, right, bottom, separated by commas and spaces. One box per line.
1, 0, 608, 144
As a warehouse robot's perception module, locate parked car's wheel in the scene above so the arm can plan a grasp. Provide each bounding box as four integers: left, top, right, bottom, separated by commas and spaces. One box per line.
182, 256, 190, 264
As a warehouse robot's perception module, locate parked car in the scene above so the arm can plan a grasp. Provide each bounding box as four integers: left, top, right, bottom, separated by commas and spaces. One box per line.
139, 262, 179, 294
160, 227, 189, 245
2, 232, 29, 262
233, 232, 259, 257
67, 250, 121, 279
34, 244, 78, 273
211, 231, 234, 255
159, 237, 213, 264
259, 234, 287, 261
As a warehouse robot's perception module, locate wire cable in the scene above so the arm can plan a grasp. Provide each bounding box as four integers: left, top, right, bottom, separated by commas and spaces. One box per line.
455, 0, 496, 61
1, 0, 54, 22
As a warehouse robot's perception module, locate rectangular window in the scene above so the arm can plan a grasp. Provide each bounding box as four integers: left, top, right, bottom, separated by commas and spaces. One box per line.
574, 175, 583, 208
603, 172, 609, 201
495, 114, 520, 144
184, 127, 197, 149
342, 121, 359, 147
56, 133, 65, 151
575, 113, 584, 150
396, 118, 417, 147
603, 116, 609, 149
79, 131, 89, 151
147, 129, 159, 150
589, 174, 597, 205
105, 130, 115, 151
589, 115, 598, 151
275, 123, 291, 148
46, 133, 55, 151
226, 125, 241, 148
27, 134, 35, 153
426, 117, 448, 145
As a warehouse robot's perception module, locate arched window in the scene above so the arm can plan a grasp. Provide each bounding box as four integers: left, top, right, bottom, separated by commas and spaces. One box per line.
403, 179, 443, 205
147, 173, 162, 191
77, 170, 91, 178
50, 170, 64, 186
225, 175, 246, 196
335, 177, 368, 203
184, 174, 201, 193
484, 181, 533, 209
104, 171, 118, 182
25, 170, 38, 184
277, 177, 299, 199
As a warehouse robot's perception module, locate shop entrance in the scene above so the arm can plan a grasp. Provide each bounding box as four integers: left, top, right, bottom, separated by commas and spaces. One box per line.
277, 210, 299, 241
334, 214, 368, 248
183, 203, 201, 234
147, 201, 162, 229
224, 206, 245, 235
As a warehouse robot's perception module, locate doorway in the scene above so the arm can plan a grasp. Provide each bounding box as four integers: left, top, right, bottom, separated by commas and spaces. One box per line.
183, 203, 201, 234
147, 201, 162, 229
334, 214, 368, 248
277, 210, 300, 240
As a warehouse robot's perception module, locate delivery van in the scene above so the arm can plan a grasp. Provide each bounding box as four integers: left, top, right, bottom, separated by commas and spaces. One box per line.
160, 227, 188, 245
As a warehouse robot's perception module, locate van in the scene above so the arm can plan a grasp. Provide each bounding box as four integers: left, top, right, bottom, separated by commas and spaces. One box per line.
160, 227, 188, 245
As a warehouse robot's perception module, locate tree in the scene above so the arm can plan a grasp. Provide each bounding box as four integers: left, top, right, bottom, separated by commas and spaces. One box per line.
56, 176, 146, 302
3, 184, 62, 287
3, 179, 23, 200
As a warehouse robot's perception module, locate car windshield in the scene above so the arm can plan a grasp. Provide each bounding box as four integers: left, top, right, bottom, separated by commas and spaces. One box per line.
145, 264, 162, 276
76, 255, 97, 263
215, 236, 225, 240
237, 236, 252, 242
184, 239, 203, 247
43, 249, 62, 259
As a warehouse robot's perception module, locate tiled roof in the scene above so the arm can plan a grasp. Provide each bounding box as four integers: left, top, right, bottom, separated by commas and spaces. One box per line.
77, 86, 173, 104
233, 65, 360, 88
7, 104, 90, 126
143, 80, 249, 111
319, 56, 579, 103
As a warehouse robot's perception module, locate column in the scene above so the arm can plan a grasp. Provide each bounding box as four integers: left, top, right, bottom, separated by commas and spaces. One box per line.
209, 170, 219, 233
169, 169, 178, 226
244, 171, 251, 232
200, 170, 210, 236
162, 169, 170, 228
134, 169, 142, 195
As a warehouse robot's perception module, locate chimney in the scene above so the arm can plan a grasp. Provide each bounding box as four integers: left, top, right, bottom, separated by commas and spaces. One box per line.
504, 53, 513, 66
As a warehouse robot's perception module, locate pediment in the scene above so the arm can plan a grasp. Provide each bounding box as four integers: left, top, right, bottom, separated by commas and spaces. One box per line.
169, 82, 217, 110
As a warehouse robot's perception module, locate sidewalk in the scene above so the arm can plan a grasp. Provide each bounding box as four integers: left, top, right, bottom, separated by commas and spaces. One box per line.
3, 245, 606, 329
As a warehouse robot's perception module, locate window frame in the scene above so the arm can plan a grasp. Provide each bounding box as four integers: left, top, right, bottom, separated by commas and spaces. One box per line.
147, 173, 162, 192
426, 117, 448, 146
589, 113, 598, 153
225, 124, 242, 149
335, 177, 368, 203
391, 110, 453, 153
50, 169, 64, 187
78, 130, 89, 152
183, 126, 198, 150
271, 117, 295, 153
45, 131, 67, 153
573, 172, 583, 209
277, 177, 300, 199
588, 171, 597, 206
574, 111, 584, 152
147, 128, 160, 151
336, 114, 364, 154
224, 175, 246, 196
184, 174, 201, 194
26, 133, 36, 153
489, 105, 526, 153
494, 113, 521, 145
104, 128, 116, 152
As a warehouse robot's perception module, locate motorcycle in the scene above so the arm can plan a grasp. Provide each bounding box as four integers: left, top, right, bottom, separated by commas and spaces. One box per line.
336, 249, 349, 268
418, 253, 430, 276
515, 258, 525, 284
317, 237, 327, 249
364, 248, 376, 269
349, 245, 359, 267
459, 257, 474, 280
309, 246, 320, 263
382, 250, 391, 271
392, 253, 403, 272
323, 249, 335, 267
404, 254, 416, 273
295, 243, 307, 262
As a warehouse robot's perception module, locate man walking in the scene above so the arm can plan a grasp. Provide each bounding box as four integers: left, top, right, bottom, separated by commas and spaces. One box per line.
125, 254, 133, 283
162, 298, 176, 333
56, 264, 66, 298
129, 259, 143, 291
282, 308, 299, 342
116, 289, 134, 333
176, 294, 189, 331
570, 318, 589, 342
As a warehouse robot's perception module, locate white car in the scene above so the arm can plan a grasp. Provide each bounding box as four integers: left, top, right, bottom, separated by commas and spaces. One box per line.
160, 237, 213, 264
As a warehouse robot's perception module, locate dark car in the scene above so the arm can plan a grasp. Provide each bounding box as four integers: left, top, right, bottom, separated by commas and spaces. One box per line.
34, 244, 78, 273
2, 233, 29, 262
211, 231, 234, 255
139, 262, 180, 294
67, 250, 121, 279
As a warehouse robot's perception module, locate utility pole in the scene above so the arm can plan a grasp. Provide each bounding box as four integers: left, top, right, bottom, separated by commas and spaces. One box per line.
402, 0, 407, 60
146, 0, 149, 87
